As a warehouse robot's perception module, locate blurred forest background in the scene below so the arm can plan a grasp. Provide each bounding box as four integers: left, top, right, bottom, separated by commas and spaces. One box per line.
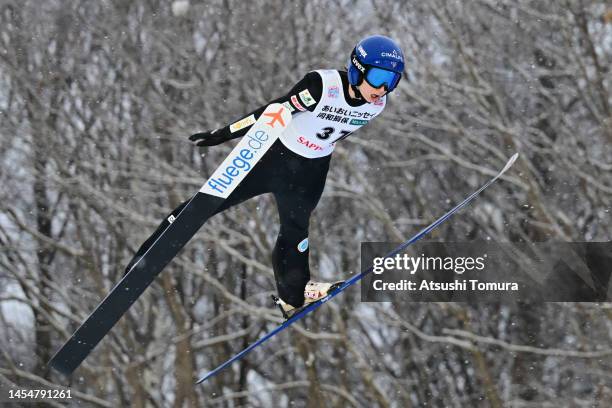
1, 0, 611, 407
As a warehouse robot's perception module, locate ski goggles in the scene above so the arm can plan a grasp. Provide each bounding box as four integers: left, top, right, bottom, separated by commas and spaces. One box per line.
363, 66, 402, 92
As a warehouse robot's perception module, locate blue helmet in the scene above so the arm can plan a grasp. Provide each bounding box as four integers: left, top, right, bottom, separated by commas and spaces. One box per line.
347, 35, 405, 92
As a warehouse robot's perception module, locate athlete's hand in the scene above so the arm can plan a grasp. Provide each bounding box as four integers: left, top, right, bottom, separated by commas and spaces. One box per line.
188, 128, 228, 147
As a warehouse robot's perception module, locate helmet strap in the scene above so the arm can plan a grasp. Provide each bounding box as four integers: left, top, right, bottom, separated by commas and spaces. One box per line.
350, 83, 363, 100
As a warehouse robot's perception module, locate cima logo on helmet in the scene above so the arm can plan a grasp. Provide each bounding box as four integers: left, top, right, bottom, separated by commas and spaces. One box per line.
381, 49, 403, 61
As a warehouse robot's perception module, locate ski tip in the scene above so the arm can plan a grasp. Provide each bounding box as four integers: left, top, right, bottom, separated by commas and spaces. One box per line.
196, 368, 219, 384
501, 152, 519, 174
195, 374, 208, 385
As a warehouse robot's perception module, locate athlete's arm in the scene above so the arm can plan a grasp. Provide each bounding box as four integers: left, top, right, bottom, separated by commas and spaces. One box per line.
189, 72, 323, 147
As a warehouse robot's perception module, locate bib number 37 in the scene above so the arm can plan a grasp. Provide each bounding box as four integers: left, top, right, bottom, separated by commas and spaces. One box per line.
316, 127, 351, 142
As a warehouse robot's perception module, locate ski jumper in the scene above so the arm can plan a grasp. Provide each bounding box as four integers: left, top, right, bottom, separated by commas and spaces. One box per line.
126, 70, 386, 307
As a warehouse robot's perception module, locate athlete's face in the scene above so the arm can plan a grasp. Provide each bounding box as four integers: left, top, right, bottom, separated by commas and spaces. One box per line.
358, 81, 387, 103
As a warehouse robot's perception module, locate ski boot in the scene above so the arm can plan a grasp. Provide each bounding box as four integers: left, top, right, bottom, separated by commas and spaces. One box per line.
271, 280, 345, 319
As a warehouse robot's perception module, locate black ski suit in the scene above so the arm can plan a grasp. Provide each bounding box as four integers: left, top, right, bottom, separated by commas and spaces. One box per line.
126, 70, 378, 307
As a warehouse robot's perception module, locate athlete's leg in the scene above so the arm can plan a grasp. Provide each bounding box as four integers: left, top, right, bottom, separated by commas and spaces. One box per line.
272, 155, 331, 307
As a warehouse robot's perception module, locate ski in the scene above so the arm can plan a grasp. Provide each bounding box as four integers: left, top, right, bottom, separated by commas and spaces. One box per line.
196, 152, 519, 384
48, 104, 292, 376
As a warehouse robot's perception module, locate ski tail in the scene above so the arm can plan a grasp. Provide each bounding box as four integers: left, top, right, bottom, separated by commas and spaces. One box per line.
195, 153, 519, 385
